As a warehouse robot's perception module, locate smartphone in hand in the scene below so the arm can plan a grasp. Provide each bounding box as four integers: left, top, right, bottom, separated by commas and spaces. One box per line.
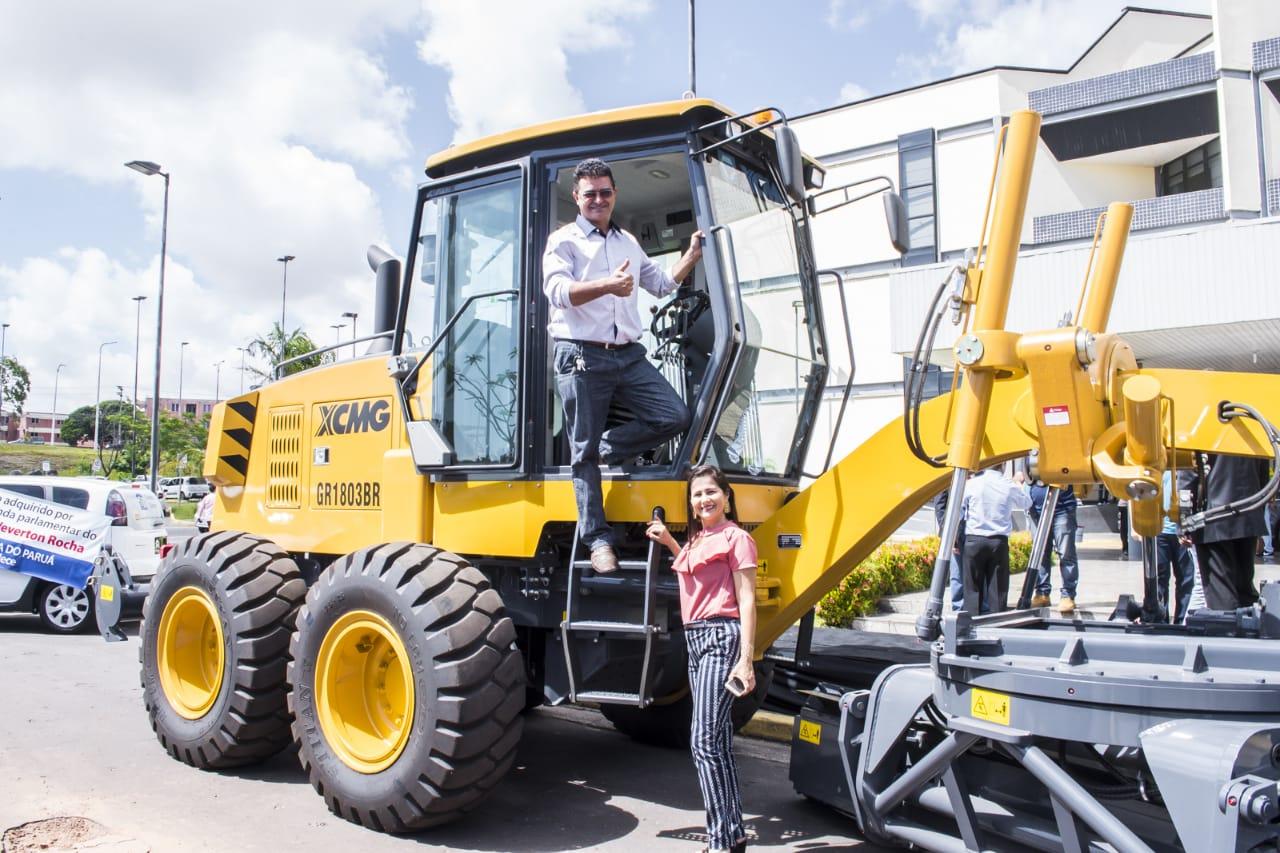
725, 675, 747, 697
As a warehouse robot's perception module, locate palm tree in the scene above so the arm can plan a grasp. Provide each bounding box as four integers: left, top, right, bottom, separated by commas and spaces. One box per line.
246, 323, 331, 381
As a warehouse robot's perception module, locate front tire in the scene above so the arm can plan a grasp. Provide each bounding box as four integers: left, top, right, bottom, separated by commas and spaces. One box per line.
289, 543, 525, 833
140, 531, 305, 769
38, 583, 94, 634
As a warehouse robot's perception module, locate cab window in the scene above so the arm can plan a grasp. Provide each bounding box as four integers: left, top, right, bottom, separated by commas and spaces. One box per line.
407, 176, 522, 467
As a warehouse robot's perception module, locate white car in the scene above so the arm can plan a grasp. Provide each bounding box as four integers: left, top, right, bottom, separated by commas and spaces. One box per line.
157, 476, 208, 501
0, 476, 168, 633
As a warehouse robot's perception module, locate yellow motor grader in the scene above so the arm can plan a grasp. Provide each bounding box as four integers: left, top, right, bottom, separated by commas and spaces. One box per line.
118, 101, 1280, 850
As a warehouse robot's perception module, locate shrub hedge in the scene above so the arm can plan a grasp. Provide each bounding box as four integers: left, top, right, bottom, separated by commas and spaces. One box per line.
816, 531, 1033, 628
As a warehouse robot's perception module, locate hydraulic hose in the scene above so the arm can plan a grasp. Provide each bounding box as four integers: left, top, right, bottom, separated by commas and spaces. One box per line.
1180, 401, 1280, 533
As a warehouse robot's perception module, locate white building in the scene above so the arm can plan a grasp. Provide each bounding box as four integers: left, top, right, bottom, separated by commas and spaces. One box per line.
787, 2, 1280, 468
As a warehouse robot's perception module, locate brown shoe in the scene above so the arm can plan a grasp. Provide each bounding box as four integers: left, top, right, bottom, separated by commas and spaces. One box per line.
1030, 594, 1050, 608
1057, 596, 1076, 614
590, 545, 619, 574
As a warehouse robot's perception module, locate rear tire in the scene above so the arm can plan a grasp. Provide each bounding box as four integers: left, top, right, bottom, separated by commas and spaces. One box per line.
289, 543, 525, 833
140, 531, 305, 769
601, 660, 774, 748
37, 583, 95, 634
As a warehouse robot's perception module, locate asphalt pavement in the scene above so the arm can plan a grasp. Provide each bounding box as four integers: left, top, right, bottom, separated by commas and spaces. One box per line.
0, 617, 880, 853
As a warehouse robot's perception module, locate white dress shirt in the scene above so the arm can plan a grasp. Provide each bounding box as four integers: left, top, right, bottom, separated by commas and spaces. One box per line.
543, 214, 679, 344
962, 470, 1031, 537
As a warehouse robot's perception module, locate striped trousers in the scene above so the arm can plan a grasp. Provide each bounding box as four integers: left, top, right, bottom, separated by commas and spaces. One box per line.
685, 617, 745, 850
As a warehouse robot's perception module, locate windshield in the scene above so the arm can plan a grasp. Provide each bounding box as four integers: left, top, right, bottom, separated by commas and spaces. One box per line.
702, 149, 823, 478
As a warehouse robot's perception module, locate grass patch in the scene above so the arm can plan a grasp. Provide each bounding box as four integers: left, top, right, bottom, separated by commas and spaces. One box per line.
168, 502, 196, 521
816, 531, 1033, 627
0, 444, 98, 476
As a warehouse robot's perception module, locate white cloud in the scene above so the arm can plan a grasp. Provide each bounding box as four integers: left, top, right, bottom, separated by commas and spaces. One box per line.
0, 1, 424, 410
417, 0, 652, 144
839, 82, 871, 103
899, 0, 1213, 78
826, 0, 872, 31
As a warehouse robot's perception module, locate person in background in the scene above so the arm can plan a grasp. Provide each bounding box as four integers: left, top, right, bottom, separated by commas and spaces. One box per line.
1026, 482, 1080, 614
961, 467, 1030, 614
1188, 454, 1268, 610
1156, 469, 1196, 623
647, 465, 756, 853
194, 483, 216, 534
933, 488, 965, 611
1117, 496, 1131, 559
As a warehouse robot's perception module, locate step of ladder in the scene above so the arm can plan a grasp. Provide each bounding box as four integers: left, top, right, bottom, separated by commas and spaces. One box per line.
563, 620, 656, 636
576, 689, 650, 707
572, 558, 649, 572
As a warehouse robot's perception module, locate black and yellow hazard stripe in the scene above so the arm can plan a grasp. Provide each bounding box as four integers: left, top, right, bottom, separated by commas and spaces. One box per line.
203, 393, 258, 486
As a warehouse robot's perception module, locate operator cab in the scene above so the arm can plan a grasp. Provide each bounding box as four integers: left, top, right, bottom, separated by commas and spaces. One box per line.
393, 100, 905, 486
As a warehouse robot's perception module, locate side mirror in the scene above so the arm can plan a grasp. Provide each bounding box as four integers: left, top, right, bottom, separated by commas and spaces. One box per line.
774, 124, 806, 206
883, 192, 910, 255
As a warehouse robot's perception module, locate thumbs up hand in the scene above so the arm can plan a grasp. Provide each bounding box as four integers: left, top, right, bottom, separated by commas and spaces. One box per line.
606, 258, 634, 297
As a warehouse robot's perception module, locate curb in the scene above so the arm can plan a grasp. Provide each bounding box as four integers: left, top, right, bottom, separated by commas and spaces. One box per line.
741, 709, 794, 743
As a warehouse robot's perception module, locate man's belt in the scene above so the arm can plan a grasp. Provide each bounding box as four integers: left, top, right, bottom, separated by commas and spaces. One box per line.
556, 338, 635, 351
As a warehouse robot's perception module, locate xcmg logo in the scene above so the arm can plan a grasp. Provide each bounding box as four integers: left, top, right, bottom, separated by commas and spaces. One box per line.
315, 399, 391, 436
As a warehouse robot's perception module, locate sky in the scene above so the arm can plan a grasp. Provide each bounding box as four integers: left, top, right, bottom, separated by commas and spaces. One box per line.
0, 0, 1210, 415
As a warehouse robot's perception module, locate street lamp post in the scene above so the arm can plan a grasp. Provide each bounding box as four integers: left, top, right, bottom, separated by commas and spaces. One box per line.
95, 341, 118, 468
125, 159, 169, 493
0, 322, 9, 440
177, 340, 189, 418
342, 311, 359, 358
330, 323, 345, 347
214, 360, 224, 400
277, 255, 296, 334
52, 362, 65, 444
130, 294, 147, 475
236, 346, 247, 395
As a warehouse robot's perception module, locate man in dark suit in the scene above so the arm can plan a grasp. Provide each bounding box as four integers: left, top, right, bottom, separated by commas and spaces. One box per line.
1189, 454, 1269, 610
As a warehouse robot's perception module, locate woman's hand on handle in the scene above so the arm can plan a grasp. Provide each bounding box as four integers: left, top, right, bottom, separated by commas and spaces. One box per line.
645, 520, 680, 557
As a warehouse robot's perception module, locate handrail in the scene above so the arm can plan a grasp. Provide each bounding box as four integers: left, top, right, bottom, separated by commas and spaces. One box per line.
396, 288, 518, 411
690, 106, 788, 159
272, 330, 395, 379
817, 270, 854, 475
697, 225, 746, 465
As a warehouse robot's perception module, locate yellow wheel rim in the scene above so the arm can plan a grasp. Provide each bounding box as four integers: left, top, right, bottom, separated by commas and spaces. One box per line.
157, 586, 225, 720
315, 610, 415, 774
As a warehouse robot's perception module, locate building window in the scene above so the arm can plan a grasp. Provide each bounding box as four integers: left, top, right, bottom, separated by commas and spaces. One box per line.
1158, 138, 1221, 196
898, 129, 938, 266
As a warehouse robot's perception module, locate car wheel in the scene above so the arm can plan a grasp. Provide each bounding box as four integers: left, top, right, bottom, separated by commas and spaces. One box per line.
38, 583, 95, 634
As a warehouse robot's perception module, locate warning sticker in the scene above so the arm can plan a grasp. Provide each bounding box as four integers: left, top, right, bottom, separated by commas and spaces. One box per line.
1042, 405, 1070, 427
970, 688, 1011, 725
798, 720, 822, 745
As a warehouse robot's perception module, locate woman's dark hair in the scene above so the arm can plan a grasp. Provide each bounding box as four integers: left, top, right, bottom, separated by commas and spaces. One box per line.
686, 464, 736, 536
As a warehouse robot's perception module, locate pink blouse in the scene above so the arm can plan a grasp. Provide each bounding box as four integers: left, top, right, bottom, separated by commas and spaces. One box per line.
671, 521, 759, 624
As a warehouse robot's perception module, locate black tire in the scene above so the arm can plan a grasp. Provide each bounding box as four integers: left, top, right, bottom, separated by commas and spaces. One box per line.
140, 531, 305, 769
37, 583, 95, 634
289, 543, 525, 833
601, 660, 775, 749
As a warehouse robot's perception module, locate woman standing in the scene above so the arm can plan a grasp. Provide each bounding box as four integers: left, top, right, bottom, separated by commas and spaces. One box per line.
647, 464, 757, 853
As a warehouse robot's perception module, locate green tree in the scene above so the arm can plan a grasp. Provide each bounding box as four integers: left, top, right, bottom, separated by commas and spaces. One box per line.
60, 400, 136, 445
247, 323, 331, 381
0, 355, 32, 414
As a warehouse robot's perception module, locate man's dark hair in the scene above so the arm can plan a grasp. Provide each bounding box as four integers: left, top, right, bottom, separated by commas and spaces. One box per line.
573, 158, 614, 186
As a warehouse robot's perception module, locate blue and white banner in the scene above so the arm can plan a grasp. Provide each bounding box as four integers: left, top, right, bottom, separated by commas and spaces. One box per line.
0, 491, 111, 589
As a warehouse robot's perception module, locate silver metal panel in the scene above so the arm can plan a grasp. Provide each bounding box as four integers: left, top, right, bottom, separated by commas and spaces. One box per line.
889, 217, 1280, 371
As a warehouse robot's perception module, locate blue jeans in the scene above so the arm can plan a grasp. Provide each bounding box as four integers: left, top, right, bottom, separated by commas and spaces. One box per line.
1033, 511, 1079, 599
1156, 533, 1195, 623
554, 340, 690, 550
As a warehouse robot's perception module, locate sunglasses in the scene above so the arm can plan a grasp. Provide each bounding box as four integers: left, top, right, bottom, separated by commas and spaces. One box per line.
578, 189, 614, 201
